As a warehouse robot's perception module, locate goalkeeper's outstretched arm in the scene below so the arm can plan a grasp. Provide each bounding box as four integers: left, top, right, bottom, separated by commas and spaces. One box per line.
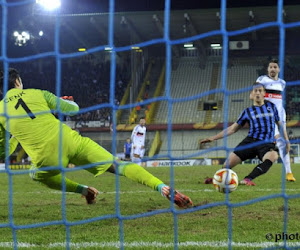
42, 90, 79, 116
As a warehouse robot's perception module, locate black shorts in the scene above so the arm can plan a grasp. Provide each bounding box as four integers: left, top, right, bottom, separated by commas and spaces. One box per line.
233, 137, 276, 162
125, 153, 131, 159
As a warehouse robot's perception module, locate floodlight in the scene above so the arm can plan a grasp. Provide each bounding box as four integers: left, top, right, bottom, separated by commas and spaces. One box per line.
39, 31, 44, 36
211, 43, 222, 49
21, 31, 30, 40
14, 31, 31, 46
36, 0, 61, 11
184, 43, 193, 48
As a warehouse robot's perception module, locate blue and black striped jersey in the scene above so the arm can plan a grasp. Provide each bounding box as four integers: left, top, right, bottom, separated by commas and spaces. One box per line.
236, 100, 279, 141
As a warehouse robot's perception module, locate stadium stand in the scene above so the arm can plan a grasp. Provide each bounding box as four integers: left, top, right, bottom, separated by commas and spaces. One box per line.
155, 57, 213, 123
154, 56, 261, 124
10, 54, 300, 127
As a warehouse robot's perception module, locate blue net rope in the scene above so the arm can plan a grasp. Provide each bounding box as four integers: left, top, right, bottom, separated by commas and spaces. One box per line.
1, 0, 300, 249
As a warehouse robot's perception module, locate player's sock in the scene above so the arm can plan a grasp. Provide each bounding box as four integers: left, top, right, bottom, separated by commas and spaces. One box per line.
277, 137, 292, 174
157, 183, 168, 196
34, 173, 86, 193
76, 184, 89, 195
279, 146, 292, 174
131, 156, 142, 166
245, 159, 273, 180
118, 161, 164, 190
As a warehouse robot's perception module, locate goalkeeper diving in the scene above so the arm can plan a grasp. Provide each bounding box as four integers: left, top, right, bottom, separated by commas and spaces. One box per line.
0, 68, 193, 208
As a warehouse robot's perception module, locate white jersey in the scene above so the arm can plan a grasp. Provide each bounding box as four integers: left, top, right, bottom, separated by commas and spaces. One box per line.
256, 75, 286, 122
256, 75, 287, 136
131, 124, 146, 146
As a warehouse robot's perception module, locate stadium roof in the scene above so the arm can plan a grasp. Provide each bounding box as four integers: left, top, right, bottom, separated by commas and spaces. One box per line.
4, 4, 300, 56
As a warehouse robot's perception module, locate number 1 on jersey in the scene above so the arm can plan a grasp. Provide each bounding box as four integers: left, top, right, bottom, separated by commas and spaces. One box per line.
15, 98, 36, 119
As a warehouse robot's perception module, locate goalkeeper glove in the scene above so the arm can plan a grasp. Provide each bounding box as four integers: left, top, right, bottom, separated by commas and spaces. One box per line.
61, 96, 74, 101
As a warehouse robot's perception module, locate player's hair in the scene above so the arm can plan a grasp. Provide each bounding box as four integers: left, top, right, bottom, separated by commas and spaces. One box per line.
0, 68, 20, 93
253, 82, 266, 91
268, 58, 279, 66
139, 117, 145, 120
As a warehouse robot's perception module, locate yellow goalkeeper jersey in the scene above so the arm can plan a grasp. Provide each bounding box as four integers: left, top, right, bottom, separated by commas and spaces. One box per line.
0, 88, 79, 163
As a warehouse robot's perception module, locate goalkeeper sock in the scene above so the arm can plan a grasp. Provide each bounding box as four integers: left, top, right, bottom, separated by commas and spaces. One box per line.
245, 160, 273, 180
118, 161, 164, 190
157, 183, 168, 196
76, 184, 89, 195
34, 173, 87, 194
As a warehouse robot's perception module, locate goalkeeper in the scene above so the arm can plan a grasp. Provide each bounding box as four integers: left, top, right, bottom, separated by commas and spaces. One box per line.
0, 68, 192, 209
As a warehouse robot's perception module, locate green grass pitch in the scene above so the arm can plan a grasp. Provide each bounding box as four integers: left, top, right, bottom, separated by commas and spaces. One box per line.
0, 164, 300, 249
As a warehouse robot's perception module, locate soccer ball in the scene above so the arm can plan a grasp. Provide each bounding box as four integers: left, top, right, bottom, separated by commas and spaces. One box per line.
213, 169, 238, 193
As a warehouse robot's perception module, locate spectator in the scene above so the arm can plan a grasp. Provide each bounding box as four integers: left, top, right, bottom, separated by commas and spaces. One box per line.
123, 138, 132, 161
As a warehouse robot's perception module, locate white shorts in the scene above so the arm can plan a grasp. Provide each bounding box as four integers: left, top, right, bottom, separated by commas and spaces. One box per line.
275, 106, 286, 138
275, 120, 286, 138
132, 145, 145, 157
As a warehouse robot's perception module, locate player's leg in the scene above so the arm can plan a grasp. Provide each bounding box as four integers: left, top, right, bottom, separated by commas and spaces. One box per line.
131, 145, 142, 165
205, 137, 254, 185
277, 136, 294, 180
229, 137, 257, 186
106, 162, 192, 208
275, 115, 295, 181
204, 152, 242, 184
242, 144, 278, 185
30, 127, 99, 204
140, 148, 146, 167
125, 153, 130, 161
71, 136, 193, 208
29, 163, 98, 204
223, 152, 242, 169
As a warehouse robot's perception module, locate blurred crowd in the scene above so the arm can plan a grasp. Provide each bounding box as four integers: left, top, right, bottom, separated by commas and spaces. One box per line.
13, 54, 129, 122
285, 67, 300, 121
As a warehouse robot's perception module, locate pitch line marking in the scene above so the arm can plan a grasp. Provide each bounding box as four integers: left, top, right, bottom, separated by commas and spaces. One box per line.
1, 241, 300, 248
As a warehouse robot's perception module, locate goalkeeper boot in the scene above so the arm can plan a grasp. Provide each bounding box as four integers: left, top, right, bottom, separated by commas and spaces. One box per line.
161, 186, 193, 209
239, 178, 256, 186
84, 187, 99, 204
204, 177, 213, 184
286, 173, 296, 182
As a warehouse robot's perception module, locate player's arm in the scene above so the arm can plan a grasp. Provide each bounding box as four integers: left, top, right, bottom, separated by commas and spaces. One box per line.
200, 123, 241, 144
9, 136, 19, 155
276, 121, 290, 153
201, 109, 246, 144
0, 124, 5, 160
0, 125, 17, 160
42, 90, 79, 115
